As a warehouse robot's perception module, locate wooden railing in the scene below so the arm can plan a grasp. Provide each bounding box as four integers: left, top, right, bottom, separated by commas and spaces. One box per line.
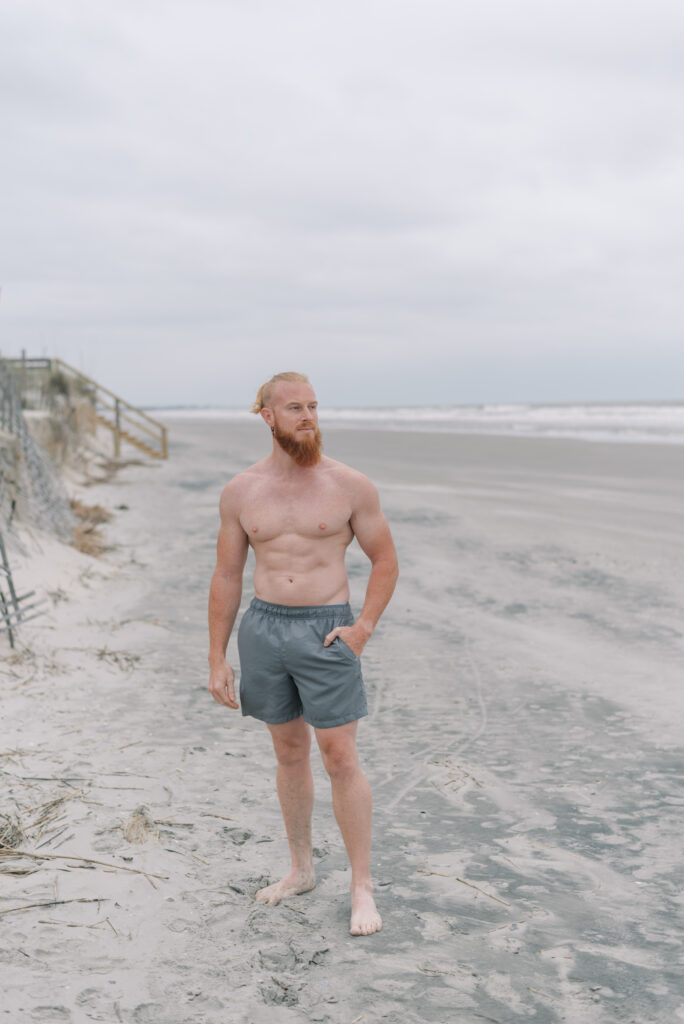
3, 355, 168, 460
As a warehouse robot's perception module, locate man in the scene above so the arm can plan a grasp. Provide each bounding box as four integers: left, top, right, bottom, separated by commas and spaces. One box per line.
208, 371, 398, 936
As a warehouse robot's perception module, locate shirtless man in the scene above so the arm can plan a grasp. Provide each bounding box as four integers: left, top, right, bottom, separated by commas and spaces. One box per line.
208, 371, 398, 936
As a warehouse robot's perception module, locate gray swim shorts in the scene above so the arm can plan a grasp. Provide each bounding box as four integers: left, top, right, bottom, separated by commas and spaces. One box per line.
237, 597, 368, 729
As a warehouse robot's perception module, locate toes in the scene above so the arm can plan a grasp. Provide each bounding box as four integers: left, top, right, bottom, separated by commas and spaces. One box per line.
255, 887, 279, 906
350, 916, 382, 936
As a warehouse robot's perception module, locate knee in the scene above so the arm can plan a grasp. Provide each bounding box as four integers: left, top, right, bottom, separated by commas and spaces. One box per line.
320, 743, 358, 781
274, 736, 311, 768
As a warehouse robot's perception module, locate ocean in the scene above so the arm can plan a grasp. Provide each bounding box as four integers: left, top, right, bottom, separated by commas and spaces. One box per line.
153, 400, 684, 445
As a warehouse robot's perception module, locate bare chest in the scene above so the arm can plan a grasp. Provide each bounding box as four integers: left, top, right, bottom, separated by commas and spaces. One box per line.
240, 480, 353, 544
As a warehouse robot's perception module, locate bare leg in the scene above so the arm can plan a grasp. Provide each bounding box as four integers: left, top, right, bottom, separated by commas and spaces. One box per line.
315, 721, 382, 936
256, 716, 316, 905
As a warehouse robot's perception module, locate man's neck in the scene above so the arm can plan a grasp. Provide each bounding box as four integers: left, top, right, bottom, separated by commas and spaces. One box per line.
269, 442, 322, 476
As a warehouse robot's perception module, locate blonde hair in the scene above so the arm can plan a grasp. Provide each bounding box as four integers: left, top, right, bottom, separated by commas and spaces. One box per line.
251, 371, 311, 414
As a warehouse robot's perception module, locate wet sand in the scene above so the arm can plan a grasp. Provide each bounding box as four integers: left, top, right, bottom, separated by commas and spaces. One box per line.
1, 420, 683, 1023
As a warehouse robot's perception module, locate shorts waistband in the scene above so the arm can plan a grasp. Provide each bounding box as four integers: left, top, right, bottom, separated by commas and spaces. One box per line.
249, 597, 351, 618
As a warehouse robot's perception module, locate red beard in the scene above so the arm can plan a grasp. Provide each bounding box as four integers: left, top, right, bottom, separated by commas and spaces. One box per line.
273, 422, 323, 467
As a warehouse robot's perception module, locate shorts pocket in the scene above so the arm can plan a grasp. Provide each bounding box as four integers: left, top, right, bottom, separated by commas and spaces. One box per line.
336, 636, 359, 661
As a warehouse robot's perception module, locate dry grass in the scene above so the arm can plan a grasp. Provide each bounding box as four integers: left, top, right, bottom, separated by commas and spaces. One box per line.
96, 646, 141, 671
122, 806, 158, 844
70, 499, 111, 526
0, 814, 25, 850
83, 457, 146, 486
70, 499, 112, 556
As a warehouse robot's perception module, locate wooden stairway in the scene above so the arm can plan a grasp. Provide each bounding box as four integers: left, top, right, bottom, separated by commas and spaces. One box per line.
4, 356, 168, 460
98, 422, 161, 459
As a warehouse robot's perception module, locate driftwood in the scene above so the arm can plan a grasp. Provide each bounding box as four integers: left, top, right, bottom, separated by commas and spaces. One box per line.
0, 842, 168, 880
455, 876, 511, 906
0, 897, 105, 918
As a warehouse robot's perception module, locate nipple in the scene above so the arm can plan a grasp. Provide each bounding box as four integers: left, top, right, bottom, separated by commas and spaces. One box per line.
318, 523, 327, 530
252, 527, 259, 533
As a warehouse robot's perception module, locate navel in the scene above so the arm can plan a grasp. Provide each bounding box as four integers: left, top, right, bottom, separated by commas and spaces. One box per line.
318, 522, 327, 530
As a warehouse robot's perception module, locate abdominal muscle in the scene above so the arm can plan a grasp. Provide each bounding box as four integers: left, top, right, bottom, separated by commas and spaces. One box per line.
252, 535, 351, 607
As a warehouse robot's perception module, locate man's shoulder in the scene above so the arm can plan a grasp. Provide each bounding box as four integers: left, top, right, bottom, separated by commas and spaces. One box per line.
219, 460, 269, 508
321, 457, 377, 497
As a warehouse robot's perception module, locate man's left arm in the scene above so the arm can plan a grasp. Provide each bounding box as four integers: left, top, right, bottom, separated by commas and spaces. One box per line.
324, 476, 399, 656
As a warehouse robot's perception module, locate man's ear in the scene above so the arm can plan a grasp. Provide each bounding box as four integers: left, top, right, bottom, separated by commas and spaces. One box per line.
260, 407, 274, 429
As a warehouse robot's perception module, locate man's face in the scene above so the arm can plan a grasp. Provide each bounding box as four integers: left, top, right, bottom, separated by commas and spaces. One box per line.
268, 384, 322, 467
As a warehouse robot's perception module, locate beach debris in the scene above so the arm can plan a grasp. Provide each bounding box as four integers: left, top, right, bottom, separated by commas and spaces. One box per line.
70, 498, 112, 557
222, 827, 253, 846
37, 918, 109, 929
261, 975, 298, 1007
116, 739, 142, 751
0, 897, 106, 918
0, 813, 25, 849
0, 844, 169, 880
122, 805, 158, 843
53, 831, 75, 849
455, 876, 511, 907
96, 646, 141, 670
36, 825, 70, 849
418, 963, 457, 976
0, 792, 87, 871
83, 456, 148, 486
70, 499, 111, 526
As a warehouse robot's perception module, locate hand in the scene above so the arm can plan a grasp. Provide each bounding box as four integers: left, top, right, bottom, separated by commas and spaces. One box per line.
208, 661, 238, 709
323, 622, 372, 657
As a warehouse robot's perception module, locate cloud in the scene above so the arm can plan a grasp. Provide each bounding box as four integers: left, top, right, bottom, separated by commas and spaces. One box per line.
1, 0, 683, 405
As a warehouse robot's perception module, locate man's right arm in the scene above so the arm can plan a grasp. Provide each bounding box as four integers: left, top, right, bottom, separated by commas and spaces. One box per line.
208, 482, 249, 709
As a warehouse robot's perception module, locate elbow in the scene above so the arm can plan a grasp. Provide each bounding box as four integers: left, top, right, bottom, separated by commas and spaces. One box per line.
375, 553, 399, 583
211, 568, 243, 592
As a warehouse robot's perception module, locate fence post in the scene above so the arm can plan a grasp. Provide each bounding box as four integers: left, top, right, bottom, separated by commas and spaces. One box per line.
114, 398, 121, 457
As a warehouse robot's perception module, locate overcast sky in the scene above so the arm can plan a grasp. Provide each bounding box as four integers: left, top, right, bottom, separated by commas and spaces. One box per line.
1, 0, 683, 408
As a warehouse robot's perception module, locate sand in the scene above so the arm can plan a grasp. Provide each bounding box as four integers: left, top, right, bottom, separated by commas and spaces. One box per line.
1, 420, 683, 1024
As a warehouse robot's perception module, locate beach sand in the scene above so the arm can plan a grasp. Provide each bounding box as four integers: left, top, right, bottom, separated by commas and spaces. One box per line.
2, 421, 683, 1023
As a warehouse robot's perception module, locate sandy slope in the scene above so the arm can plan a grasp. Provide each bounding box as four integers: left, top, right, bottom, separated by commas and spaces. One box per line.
1, 422, 683, 1024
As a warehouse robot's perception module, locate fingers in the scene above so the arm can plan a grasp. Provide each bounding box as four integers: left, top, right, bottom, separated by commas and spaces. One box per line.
210, 686, 231, 708
209, 669, 238, 709
323, 627, 342, 647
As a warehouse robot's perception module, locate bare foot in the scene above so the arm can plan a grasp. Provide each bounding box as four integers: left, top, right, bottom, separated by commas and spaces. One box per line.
255, 868, 316, 906
349, 884, 382, 936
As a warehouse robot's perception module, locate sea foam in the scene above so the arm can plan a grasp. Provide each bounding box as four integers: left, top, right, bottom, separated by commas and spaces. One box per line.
153, 401, 684, 445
